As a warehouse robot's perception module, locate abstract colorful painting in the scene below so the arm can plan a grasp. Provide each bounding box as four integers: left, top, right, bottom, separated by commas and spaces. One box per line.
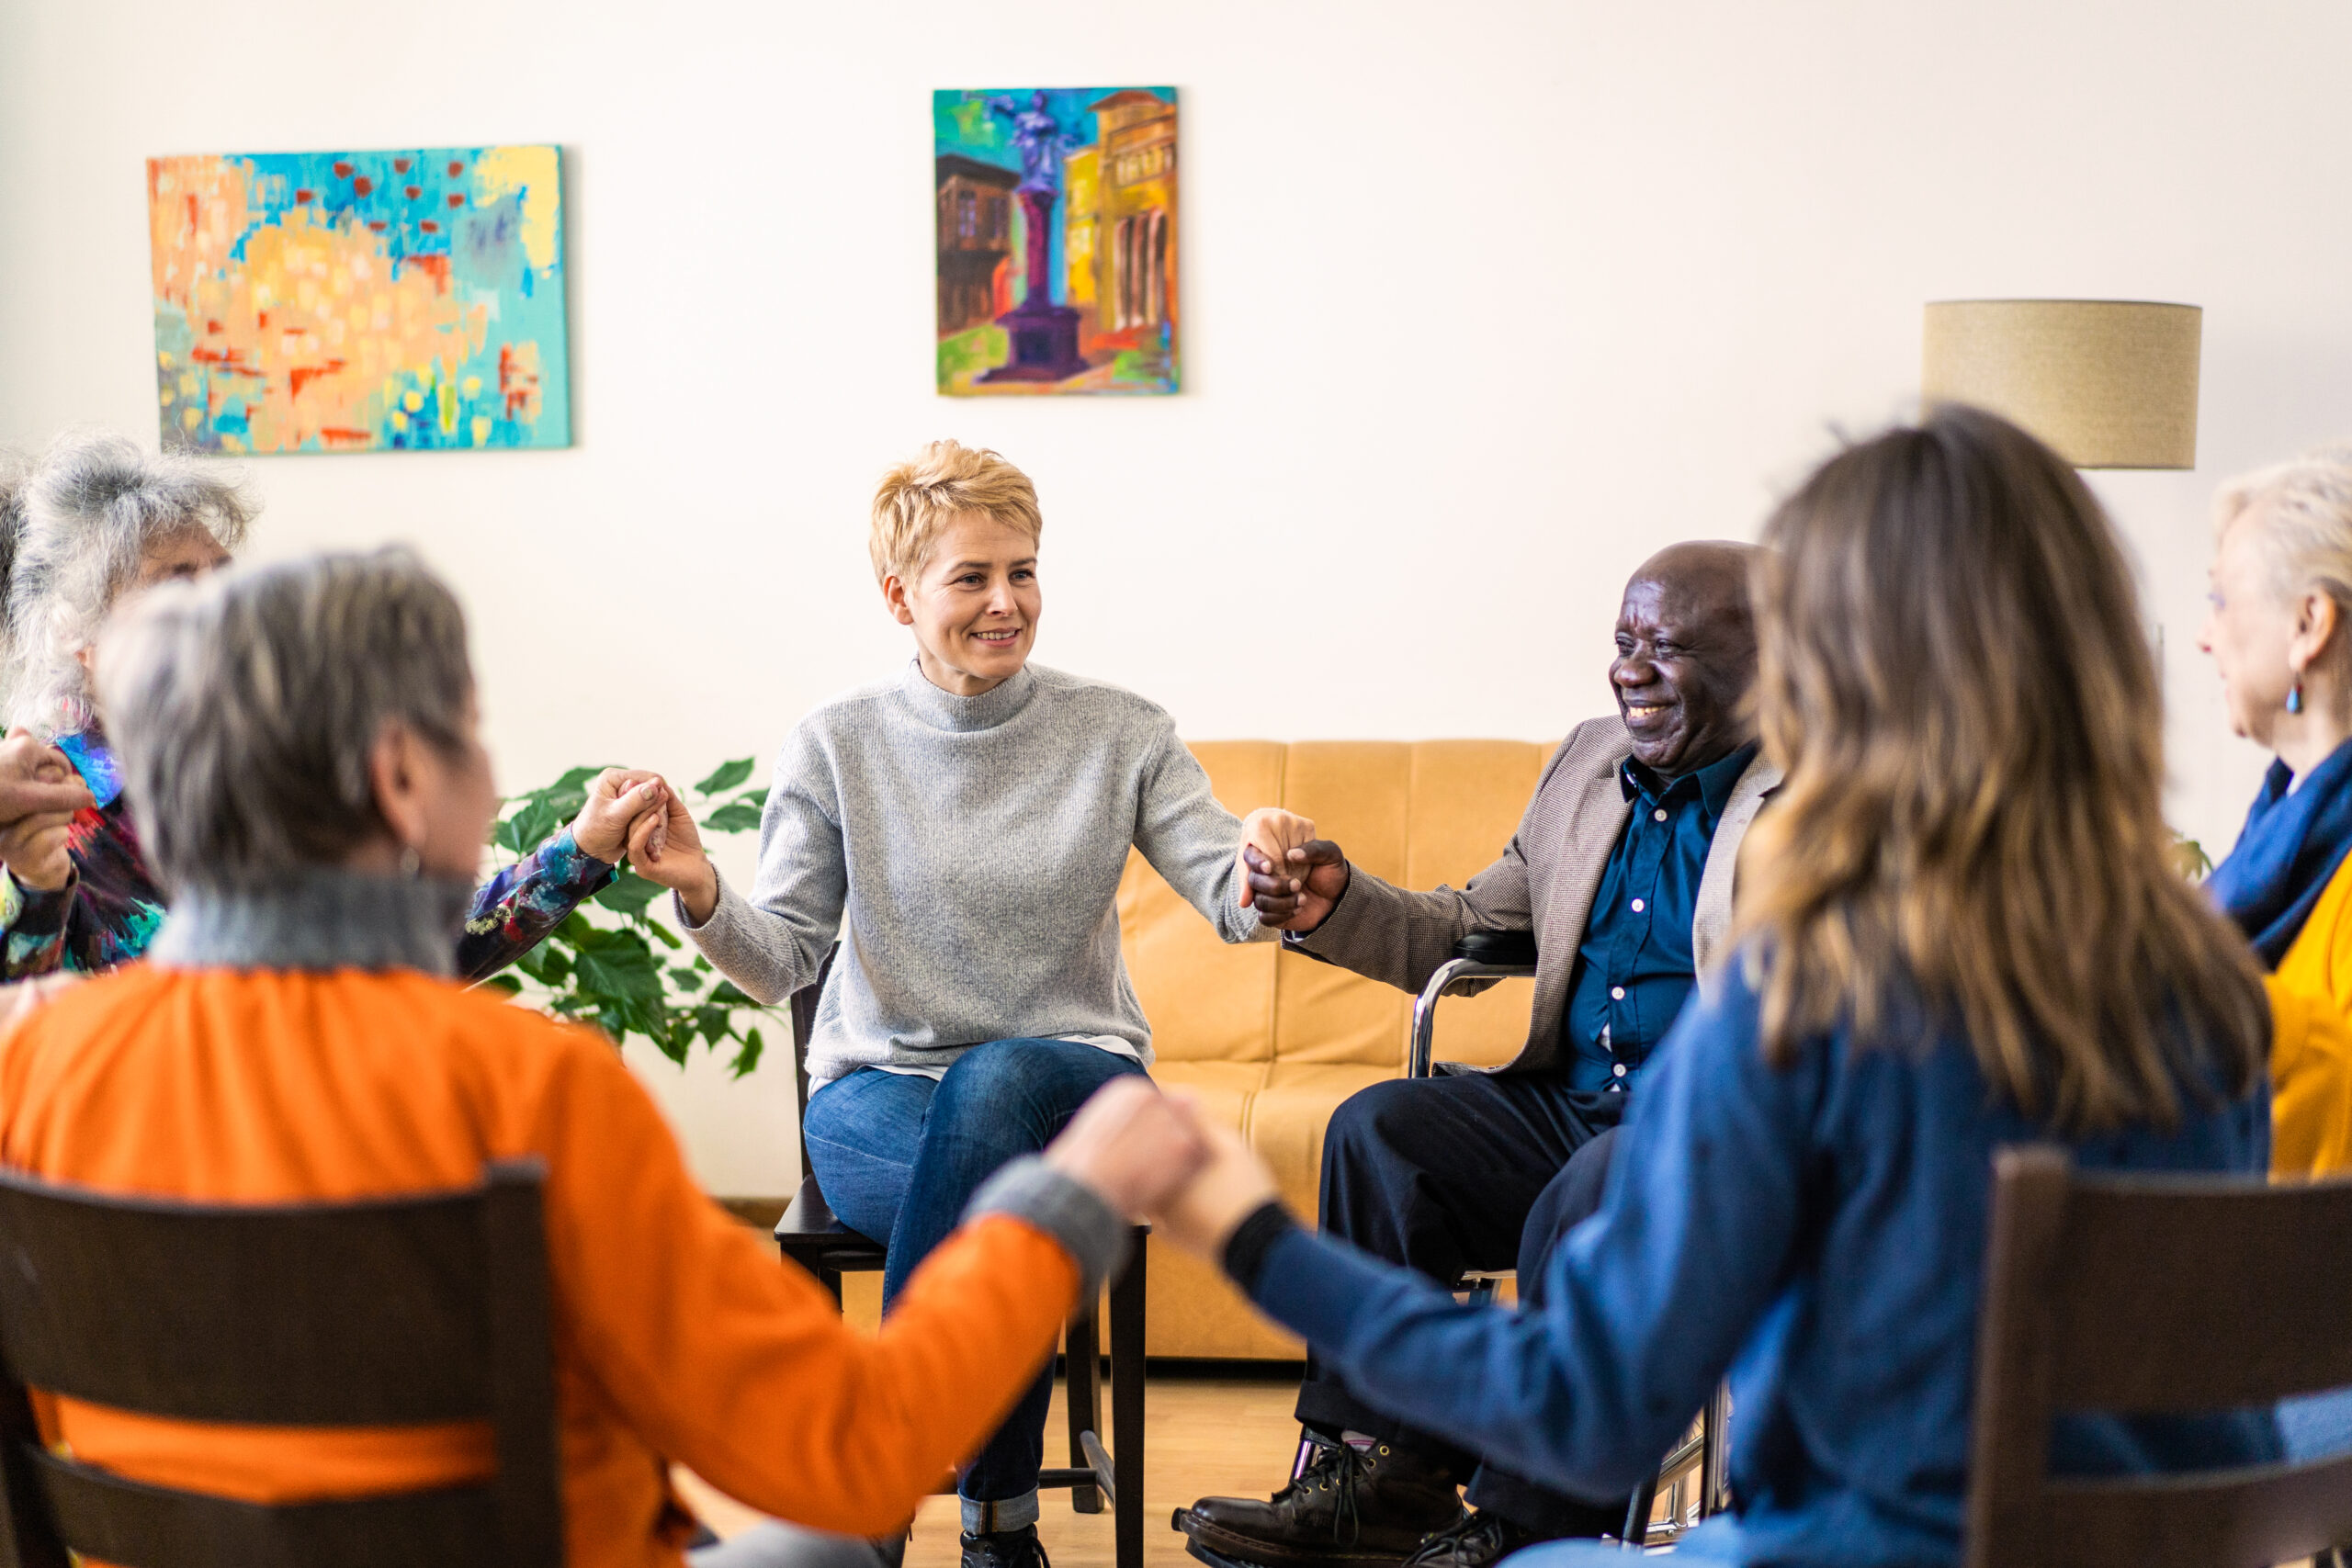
935, 88, 1177, 396
147, 145, 570, 454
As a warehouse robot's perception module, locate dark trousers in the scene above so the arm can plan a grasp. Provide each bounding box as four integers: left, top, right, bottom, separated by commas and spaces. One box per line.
1296, 1070, 1627, 1537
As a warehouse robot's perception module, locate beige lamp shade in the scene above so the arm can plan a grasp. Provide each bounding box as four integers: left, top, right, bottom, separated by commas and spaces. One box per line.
1921, 299, 2202, 469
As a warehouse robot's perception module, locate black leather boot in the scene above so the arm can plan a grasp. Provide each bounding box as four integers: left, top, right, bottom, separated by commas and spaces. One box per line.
1398, 1508, 1548, 1568
961, 1524, 1048, 1568
1174, 1437, 1463, 1568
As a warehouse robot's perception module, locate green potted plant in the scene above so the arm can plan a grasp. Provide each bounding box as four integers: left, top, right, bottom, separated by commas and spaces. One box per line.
479, 759, 775, 1077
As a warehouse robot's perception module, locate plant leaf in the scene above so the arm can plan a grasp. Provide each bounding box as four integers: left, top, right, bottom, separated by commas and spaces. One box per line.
709, 979, 755, 1006
695, 757, 755, 796
647, 920, 682, 951
731, 1027, 766, 1078
476, 974, 522, 996
594, 871, 667, 918
700, 801, 763, 834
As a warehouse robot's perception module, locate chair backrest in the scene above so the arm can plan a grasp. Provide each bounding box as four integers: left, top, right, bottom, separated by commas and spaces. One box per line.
790, 943, 842, 1175
1966, 1145, 2352, 1568
0, 1160, 564, 1568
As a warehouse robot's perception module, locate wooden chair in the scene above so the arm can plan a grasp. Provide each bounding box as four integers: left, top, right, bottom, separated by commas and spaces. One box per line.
1412, 930, 1728, 1547
1967, 1145, 2352, 1568
0, 1160, 563, 1568
772, 947, 1148, 1568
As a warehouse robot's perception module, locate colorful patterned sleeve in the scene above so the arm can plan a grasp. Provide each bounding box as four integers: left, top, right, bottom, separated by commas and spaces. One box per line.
458, 828, 618, 982
1, 874, 73, 981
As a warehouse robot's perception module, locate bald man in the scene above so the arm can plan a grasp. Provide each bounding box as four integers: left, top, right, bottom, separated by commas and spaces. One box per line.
1179, 544, 1776, 1568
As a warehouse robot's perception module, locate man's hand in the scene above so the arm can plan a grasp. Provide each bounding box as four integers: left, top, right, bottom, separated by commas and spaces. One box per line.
626, 784, 719, 923
1045, 1077, 1211, 1221
1148, 1108, 1282, 1260
1242, 839, 1349, 934
1236, 808, 1317, 910
569, 769, 669, 863
0, 733, 90, 895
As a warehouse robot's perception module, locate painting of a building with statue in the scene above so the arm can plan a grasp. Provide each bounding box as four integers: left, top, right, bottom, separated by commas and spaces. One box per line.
933, 86, 1177, 395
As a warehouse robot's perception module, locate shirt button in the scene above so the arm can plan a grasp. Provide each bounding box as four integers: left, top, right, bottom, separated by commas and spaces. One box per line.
1631, 898, 1645, 913
1612, 1063, 1628, 1077
1653, 808, 1668, 822
1610, 986, 1625, 1000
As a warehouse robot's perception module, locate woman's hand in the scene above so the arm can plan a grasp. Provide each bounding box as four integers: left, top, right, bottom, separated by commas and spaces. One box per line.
626, 785, 719, 923
1236, 808, 1317, 909
1045, 1077, 1211, 1220
0, 734, 88, 895
569, 769, 669, 863
1149, 1109, 1283, 1260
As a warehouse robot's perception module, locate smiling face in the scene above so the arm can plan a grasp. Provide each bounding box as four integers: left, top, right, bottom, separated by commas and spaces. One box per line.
2199, 511, 2299, 745
1610, 545, 1759, 776
887, 510, 1041, 696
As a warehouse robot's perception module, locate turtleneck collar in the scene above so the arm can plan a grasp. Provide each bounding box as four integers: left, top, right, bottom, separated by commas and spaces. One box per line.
149, 868, 474, 976
895, 659, 1038, 734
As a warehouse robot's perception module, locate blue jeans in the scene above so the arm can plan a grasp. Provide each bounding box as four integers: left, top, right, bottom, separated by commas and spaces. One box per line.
803, 1039, 1147, 1534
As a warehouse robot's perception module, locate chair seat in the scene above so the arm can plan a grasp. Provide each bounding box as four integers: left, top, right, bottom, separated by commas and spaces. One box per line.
773, 1175, 887, 1271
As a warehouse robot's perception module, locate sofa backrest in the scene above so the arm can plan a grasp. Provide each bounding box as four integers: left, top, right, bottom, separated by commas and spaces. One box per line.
1116, 739, 1553, 1072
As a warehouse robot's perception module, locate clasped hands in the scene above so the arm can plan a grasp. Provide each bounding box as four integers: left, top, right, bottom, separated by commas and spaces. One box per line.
1042, 1077, 1283, 1264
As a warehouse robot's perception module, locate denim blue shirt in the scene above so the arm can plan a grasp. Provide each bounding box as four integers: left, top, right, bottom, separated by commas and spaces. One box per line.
1562, 741, 1759, 1094
1246, 962, 2277, 1568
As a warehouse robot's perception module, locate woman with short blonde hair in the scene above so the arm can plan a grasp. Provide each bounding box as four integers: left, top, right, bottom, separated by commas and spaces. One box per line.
629, 439, 1304, 1568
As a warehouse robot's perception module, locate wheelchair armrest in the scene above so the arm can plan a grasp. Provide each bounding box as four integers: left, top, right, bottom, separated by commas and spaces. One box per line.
1453, 929, 1537, 967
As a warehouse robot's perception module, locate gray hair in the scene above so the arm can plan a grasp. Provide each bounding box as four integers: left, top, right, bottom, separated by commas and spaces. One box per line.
2214, 444, 2352, 618
96, 547, 475, 893
4, 430, 254, 737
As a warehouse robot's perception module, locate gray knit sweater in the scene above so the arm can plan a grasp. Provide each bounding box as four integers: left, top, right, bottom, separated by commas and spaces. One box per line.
679, 661, 1263, 1087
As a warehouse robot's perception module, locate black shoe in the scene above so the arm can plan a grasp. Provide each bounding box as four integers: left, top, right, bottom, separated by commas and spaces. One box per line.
1174, 1437, 1463, 1568
961, 1525, 1048, 1568
1399, 1510, 1546, 1568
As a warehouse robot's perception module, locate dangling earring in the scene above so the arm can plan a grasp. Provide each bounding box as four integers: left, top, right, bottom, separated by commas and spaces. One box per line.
399, 845, 423, 880
2289, 678, 2306, 716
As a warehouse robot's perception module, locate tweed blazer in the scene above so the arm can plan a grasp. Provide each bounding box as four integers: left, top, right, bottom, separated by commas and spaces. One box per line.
1292, 716, 1781, 1076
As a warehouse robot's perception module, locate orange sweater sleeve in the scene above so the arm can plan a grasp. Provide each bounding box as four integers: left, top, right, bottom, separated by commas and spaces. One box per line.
526, 1035, 1081, 1534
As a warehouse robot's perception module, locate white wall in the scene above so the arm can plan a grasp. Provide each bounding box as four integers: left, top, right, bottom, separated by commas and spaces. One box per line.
5, 0, 2348, 1192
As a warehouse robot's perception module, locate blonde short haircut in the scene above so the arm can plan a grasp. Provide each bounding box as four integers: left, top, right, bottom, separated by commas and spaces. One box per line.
2214, 444, 2352, 615
868, 440, 1043, 587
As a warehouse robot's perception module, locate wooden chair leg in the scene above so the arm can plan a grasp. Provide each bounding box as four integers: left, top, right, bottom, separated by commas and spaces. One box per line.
816, 1266, 843, 1311
1066, 1300, 1102, 1515
1111, 1238, 1147, 1568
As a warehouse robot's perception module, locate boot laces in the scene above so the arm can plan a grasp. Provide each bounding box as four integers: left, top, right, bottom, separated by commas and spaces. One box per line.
1404, 1509, 1501, 1568
1278, 1436, 1375, 1546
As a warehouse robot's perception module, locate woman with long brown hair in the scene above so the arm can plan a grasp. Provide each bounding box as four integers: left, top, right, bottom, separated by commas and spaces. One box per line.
1148, 406, 2278, 1568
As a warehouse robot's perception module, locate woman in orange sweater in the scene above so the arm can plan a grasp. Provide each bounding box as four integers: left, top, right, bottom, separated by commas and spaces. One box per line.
0, 545, 1204, 1568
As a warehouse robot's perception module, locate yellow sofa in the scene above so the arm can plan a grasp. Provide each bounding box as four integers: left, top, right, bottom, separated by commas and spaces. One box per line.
1121, 739, 1550, 1359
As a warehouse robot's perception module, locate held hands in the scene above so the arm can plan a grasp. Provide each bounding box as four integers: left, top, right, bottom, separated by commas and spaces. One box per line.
1046, 1079, 1285, 1258
569, 769, 670, 863
0, 732, 95, 894
623, 783, 719, 923
1236, 808, 1319, 913
1239, 835, 1350, 934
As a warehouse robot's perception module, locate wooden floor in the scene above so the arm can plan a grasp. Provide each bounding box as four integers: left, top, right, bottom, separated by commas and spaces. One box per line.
677, 1370, 1307, 1568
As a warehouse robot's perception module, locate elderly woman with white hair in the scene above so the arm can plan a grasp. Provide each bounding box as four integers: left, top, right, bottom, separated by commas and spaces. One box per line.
2199, 444, 2352, 1179
0, 431, 659, 977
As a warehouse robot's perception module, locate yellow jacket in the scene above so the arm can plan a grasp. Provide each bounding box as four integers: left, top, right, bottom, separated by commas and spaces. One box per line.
2267, 848, 2352, 1176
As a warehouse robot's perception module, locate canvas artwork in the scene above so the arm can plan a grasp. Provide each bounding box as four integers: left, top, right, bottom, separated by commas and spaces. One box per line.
147, 145, 570, 454
935, 87, 1177, 396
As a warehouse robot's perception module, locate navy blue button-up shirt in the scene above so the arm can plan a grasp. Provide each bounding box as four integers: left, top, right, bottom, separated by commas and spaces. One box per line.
1560, 741, 1758, 1094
